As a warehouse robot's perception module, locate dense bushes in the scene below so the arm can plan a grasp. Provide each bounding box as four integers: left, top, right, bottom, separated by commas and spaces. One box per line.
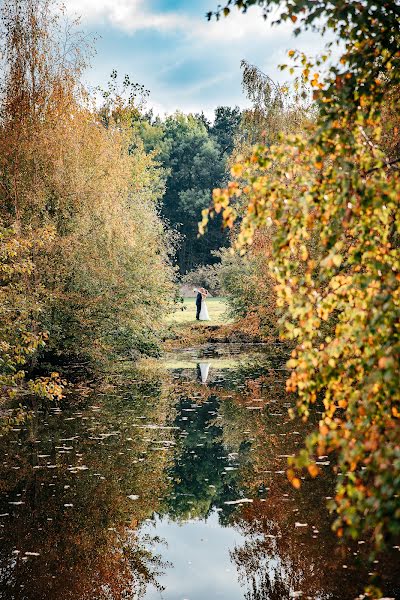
181, 263, 221, 296
216, 236, 278, 339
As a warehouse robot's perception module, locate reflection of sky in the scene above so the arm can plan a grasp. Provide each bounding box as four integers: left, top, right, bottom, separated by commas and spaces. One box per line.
141, 511, 246, 600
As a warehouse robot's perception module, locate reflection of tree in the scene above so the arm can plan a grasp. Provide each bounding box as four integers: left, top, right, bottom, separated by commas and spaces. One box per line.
2, 355, 399, 599
211, 358, 400, 599
163, 355, 400, 597
164, 394, 241, 521
162, 358, 301, 525
0, 371, 174, 599
230, 492, 399, 600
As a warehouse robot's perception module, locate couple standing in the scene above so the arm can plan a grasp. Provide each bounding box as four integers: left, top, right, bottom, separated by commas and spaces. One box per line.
195, 287, 210, 321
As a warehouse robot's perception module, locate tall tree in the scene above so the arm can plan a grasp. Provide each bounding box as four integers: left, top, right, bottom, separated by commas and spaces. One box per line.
210, 105, 242, 156
148, 112, 229, 272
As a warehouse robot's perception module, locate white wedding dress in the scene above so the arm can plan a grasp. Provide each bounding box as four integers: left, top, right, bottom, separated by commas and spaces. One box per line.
199, 362, 211, 384
199, 298, 210, 321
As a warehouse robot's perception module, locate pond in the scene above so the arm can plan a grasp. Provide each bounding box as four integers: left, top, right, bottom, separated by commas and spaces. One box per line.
0, 344, 399, 599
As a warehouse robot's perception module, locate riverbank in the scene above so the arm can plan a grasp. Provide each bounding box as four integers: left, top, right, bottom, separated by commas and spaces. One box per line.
164, 296, 275, 351
163, 322, 272, 351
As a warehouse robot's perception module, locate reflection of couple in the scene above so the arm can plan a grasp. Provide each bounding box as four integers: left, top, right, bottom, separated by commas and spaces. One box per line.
194, 287, 210, 321
197, 362, 210, 384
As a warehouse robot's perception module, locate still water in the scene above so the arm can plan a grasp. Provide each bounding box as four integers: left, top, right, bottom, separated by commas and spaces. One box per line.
0, 344, 399, 599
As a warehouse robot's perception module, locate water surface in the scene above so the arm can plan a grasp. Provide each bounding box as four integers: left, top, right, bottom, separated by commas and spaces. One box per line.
0, 344, 399, 599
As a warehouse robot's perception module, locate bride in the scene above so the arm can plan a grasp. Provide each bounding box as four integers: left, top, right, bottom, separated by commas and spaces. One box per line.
199, 288, 210, 321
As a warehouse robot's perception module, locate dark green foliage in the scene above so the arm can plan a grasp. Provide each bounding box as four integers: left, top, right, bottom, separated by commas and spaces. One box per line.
210, 106, 242, 155
136, 109, 241, 273
158, 113, 226, 272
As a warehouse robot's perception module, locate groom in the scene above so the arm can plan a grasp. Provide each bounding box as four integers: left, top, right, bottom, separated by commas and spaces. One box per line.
195, 288, 202, 320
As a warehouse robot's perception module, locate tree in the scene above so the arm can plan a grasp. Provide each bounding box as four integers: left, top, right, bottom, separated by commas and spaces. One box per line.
132, 107, 243, 273
214, 65, 314, 339
210, 105, 242, 156
156, 112, 228, 272
0, 0, 176, 387
204, 0, 400, 572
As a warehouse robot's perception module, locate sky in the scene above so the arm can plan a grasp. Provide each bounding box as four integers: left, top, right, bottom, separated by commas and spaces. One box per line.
64, 0, 328, 119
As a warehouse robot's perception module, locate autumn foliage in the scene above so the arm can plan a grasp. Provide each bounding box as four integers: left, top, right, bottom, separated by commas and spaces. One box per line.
204, 0, 400, 550
0, 0, 175, 402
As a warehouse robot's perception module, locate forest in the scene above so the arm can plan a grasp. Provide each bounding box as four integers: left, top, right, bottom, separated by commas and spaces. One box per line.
0, 0, 399, 599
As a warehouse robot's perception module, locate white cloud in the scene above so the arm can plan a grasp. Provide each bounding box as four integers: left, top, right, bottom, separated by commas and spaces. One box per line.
70, 0, 329, 118
65, 0, 191, 33
65, 0, 289, 44
179, 72, 234, 98
190, 8, 292, 44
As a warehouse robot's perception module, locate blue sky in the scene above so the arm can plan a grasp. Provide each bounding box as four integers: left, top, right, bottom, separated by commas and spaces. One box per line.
65, 0, 328, 118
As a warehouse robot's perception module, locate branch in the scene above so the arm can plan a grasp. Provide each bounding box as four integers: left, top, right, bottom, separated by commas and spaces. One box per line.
364, 157, 400, 176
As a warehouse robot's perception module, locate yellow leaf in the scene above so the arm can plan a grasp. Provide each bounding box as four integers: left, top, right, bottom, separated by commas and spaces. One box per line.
308, 464, 320, 478
231, 163, 243, 178
332, 254, 342, 267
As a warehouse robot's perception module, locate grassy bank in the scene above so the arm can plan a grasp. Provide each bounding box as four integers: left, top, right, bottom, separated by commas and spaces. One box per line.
167, 297, 232, 326
164, 297, 271, 350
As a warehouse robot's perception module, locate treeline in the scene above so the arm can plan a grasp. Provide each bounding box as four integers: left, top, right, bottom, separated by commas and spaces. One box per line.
0, 0, 175, 399
134, 106, 241, 272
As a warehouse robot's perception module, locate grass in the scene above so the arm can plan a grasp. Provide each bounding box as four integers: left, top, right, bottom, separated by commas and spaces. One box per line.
167, 297, 231, 326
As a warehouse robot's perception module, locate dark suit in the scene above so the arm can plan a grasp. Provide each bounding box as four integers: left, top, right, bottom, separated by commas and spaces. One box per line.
196, 292, 202, 320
